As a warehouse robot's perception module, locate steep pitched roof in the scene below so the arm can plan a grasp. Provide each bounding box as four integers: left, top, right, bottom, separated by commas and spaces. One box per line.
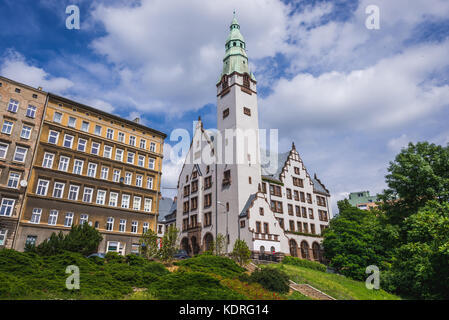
260, 149, 290, 183
158, 197, 175, 222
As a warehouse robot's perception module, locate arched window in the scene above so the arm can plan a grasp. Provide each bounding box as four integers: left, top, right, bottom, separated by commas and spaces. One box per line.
260, 246, 265, 254
300, 241, 310, 260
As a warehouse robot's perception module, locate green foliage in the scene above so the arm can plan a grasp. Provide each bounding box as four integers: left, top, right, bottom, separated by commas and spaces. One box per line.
231, 239, 251, 266
282, 256, 327, 272
139, 229, 159, 260
159, 225, 179, 262
246, 267, 290, 294
27, 224, 103, 256
210, 233, 227, 256
175, 254, 245, 278
148, 271, 246, 300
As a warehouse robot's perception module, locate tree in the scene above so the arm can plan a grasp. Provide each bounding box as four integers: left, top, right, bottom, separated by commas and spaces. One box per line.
211, 233, 227, 256
159, 225, 179, 263
139, 229, 159, 260
231, 239, 251, 266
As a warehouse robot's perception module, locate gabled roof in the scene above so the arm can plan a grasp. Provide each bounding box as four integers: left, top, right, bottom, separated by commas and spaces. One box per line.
240, 193, 257, 217
158, 197, 176, 222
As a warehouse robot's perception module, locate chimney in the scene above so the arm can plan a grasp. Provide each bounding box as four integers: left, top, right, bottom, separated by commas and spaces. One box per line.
133, 117, 140, 124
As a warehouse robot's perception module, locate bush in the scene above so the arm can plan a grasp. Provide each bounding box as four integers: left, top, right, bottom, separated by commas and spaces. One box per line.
282, 256, 327, 272
247, 267, 290, 294
175, 255, 245, 278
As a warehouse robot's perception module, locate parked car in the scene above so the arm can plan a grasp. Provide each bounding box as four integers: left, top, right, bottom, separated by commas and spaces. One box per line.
87, 253, 106, 259
173, 250, 190, 259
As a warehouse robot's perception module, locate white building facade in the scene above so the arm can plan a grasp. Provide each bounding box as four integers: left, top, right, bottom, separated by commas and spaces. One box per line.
175, 16, 331, 261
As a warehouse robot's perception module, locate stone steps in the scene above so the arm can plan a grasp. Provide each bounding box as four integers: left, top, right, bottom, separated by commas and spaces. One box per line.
289, 280, 335, 300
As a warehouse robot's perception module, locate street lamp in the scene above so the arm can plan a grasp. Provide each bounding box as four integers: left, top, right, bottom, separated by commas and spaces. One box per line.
217, 201, 228, 254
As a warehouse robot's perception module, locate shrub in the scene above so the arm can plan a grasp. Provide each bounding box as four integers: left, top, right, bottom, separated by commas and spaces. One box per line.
231, 239, 251, 266
175, 255, 245, 278
248, 267, 290, 294
282, 256, 327, 272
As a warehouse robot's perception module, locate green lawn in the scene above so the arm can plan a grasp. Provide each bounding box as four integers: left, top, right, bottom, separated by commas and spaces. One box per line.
265, 264, 401, 300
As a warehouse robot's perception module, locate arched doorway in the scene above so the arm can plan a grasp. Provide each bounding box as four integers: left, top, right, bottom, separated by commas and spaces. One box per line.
191, 236, 200, 255
203, 233, 214, 252
181, 237, 190, 255
312, 242, 321, 261
300, 241, 310, 260
289, 239, 298, 257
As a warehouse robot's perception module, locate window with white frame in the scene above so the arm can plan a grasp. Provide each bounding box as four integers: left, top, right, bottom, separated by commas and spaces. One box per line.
0, 143, 9, 159
20, 125, 32, 139
68, 116, 76, 128
87, 163, 97, 178
77, 138, 87, 152
144, 198, 152, 212
53, 182, 65, 198
118, 132, 125, 143
48, 130, 59, 144
68, 185, 80, 201
64, 212, 74, 227
83, 187, 93, 202
81, 121, 89, 132
133, 196, 141, 210
42, 152, 54, 168
106, 217, 114, 231
121, 194, 130, 208
13, 146, 28, 162
146, 176, 153, 189
63, 134, 74, 148
8, 99, 19, 113
136, 175, 143, 187
79, 214, 88, 225
150, 142, 156, 152
73, 159, 84, 175
94, 125, 102, 135
58, 156, 70, 172
109, 192, 118, 207
131, 221, 138, 233
36, 179, 49, 196
0, 198, 15, 216
96, 190, 106, 205
127, 152, 135, 164
148, 157, 155, 170
106, 128, 114, 139
124, 172, 132, 185
2, 120, 13, 134
138, 155, 145, 167
53, 112, 62, 123
0, 230, 7, 246
119, 219, 126, 232
48, 210, 58, 225
115, 149, 123, 161
113, 169, 121, 182
30, 208, 42, 224
140, 139, 146, 149
129, 136, 136, 146
25, 235, 37, 247
26, 105, 37, 118
143, 222, 149, 234
100, 166, 109, 180
91, 142, 100, 155
107, 241, 119, 253
7, 172, 20, 188
103, 145, 112, 158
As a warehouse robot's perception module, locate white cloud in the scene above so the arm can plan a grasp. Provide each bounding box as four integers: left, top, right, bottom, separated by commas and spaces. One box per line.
387, 134, 410, 152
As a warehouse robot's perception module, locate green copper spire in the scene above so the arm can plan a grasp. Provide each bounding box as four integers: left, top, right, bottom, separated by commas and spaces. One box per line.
218, 13, 256, 83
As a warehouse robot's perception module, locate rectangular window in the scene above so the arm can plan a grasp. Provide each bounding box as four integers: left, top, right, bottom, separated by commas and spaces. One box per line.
243, 107, 251, 116
68, 185, 80, 201
150, 142, 156, 152
286, 188, 292, 199
308, 208, 314, 219
58, 156, 70, 172
127, 152, 135, 164
0, 143, 9, 159
30, 208, 42, 224
48, 210, 58, 225
113, 169, 121, 182
294, 190, 299, 201
26, 105, 37, 118
148, 157, 155, 170
25, 235, 37, 247
52, 182, 65, 198
63, 134, 74, 148
87, 163, 97, 178
129, 136, 136, 146
8, 99, 19, 113
136, 175, 143, 187
223, 108, 229, 119
13, 146, 28, 162
94, 125, 102, 135
80, 214, 88, 225
100, 166, 109, 180
77, 138, 87, 152
36, 179, 49, 196
138, 155, 145, 167
96, 190, 107, 205
133, 197, 141, 210
0, 198, 15, 216
20, 125, 32, 139
140, 139, 147, 149
83, 188, 93, 203
64, 213, 74, 227
131, 221, 138, 233
91, 142, 100, 155
103, 145, 112, 158
125, 172, 132, 185
144, 198, 152, 212
109, 192, 118, 207
68, 116, 76, 128
53, 112, 62, 123
306, 193, 312, 204
2, 120, 13, 134
143, 222, 149, 234
0, 230, 6, 246
7, 171, 20, 188
288, 204, 294, 215
118, 132, 125, 143
73, 159, 84, 175
42, 152, 55, 168
106, 128, 114, 139
115, 149, 123, 161
48, 130, 59, 144
81, 121, 89, 132
121, 194, 130, 208
302, 207, 307, 218
146, 176, 153, 189
204, 193, 212, 208
119, 219, 126, 232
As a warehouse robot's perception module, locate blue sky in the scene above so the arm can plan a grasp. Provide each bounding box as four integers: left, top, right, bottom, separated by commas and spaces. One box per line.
1, 0, 449, 211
